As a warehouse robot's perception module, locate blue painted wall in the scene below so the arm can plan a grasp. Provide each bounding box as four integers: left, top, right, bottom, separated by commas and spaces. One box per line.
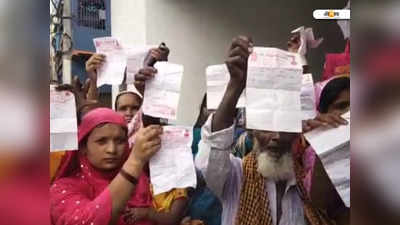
70, 0, 111, 93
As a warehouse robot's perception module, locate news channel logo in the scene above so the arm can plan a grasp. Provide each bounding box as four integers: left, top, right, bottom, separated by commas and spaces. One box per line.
313, 9, 350, 20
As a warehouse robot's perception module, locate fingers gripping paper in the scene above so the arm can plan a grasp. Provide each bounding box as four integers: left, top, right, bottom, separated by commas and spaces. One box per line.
50, 87, 78, 152
93, 37, 126, 87
142, 62, 184, 120
304, 111, 350, 206
206, 64, 245, 109
246, 47, 303, 132
149, 126, 196, 195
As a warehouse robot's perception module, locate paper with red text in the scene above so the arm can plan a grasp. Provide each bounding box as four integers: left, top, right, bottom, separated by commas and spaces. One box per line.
93, 37, 126, 87
149, 126, 195, 195
50, 87, 78, 152
206, 64, 245, 109
142, 62, 184, 120
246, 47, 303, 132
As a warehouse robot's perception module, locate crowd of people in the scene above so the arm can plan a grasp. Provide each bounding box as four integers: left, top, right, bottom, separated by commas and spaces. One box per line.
49, 31, 350, 225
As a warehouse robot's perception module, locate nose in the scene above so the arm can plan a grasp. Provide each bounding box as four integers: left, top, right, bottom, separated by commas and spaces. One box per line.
105, 141, 117, 155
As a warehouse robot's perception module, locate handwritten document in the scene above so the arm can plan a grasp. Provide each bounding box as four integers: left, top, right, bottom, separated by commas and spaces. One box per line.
246, 47, 303, 132
206, 64, 245, 109
301, 73, 317, 120
142, 62, 184, 120
50, 87, 78, 152
304, 111, 350, 206
149, 126, 196, 195
93, 37, 126, 87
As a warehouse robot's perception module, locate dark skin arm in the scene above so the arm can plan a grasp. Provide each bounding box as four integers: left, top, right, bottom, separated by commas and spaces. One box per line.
212, 36, 253, 132
310, 156, 350, 225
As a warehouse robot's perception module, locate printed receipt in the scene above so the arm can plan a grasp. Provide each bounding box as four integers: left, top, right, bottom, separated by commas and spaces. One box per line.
246, 47, 303, 132
149, 126, 196, 195
50, 87, 78, 152
142, 62, 184, 120
93, 37, 126, 87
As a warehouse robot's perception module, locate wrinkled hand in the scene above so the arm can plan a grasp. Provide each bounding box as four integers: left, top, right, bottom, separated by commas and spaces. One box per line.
123, 207, 150, 224
134, 67, 158, 95
303, 112, 348, 133
130, 125, 163, 163
287, 33, 301, 53
225, 35, 253, 91
85, 54, 106, 81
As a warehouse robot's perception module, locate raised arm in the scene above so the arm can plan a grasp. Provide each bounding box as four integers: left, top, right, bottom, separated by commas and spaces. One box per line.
212, 36, 253, 132
195, 36, 252, 200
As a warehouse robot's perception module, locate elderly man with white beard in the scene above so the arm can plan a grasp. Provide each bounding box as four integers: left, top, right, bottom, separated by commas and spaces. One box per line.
195, 36, 349, 225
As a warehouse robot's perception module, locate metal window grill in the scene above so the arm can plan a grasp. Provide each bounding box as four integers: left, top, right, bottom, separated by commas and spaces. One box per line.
78, 0, 106, 30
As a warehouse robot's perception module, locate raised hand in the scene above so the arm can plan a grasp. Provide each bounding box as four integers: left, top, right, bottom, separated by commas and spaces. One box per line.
85, 54, 106, 82
134, 67, 158, 95
225, 35, 253, 91
130, 125, 163, 164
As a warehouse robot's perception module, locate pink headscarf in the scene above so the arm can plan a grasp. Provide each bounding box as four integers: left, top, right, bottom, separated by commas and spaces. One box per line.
51, 108, 154, 225
322, 40, 350, 81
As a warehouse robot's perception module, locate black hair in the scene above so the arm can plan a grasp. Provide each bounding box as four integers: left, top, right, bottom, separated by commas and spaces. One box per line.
318, 77, 350, 113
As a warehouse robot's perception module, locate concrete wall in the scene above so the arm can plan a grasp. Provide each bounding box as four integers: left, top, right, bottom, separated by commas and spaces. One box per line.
111, 0, 147, 108
145, 0, 348, 126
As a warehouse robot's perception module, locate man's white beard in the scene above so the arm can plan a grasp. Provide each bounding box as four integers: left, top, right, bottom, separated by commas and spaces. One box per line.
256, 151, 295, 181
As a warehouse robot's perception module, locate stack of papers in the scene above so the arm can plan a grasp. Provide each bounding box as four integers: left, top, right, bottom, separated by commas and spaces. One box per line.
301, 73, 317, 120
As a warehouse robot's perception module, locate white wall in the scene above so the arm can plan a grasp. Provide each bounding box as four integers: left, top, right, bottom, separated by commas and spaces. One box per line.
111, 0, 147, 108
145, 0, 347, 126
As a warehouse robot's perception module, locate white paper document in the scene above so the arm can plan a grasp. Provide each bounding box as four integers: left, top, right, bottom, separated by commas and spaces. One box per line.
246, 47, 303, 132
304, 111, 350, 206
50, 87, 78, 152
142, 62, 184, 120
93, 37, 126, 87
149, 126, 196, 195
125, 45, 157, 84
291, 26, 323, 65
301, 73, 317, 120
206, 64, 245, 109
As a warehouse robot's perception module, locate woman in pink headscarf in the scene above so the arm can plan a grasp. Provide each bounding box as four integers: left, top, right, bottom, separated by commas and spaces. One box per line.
300, 75, 350, 194
50, 108, 163, 225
